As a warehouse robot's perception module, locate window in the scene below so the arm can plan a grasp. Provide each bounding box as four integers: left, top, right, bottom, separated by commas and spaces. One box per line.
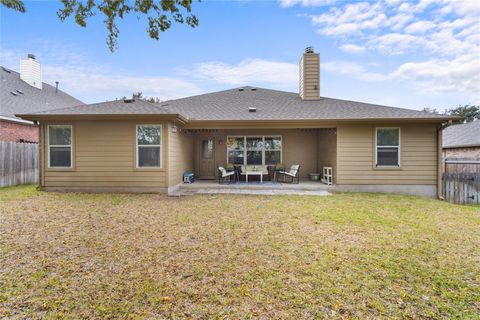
227, 137, 245, 164
202, 140, 213, 159
264, 137, 282, 165
137, 125, 162, 168
227, 136, 282, 165
246, 137, 263, 165
376, 128, 400, 167
48, 125, 72, 168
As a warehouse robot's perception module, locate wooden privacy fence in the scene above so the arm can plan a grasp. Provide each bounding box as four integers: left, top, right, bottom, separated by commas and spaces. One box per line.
443, 160, 480, 205
0, 142, 39, 187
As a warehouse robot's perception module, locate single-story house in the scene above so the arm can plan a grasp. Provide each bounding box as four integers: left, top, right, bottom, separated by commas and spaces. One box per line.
443, 120, 480, 160
17, 48, 456, 198
1, 54, 83, 142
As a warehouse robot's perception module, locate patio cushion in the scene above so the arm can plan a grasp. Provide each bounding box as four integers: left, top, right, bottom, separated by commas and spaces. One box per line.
289, 165, 300, 176
223, 171, 234, 177
219, 166, 231, 177
240, 165, 268, 174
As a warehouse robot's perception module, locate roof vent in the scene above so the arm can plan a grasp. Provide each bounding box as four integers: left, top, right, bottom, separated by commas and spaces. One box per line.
10, 91, 19, 96
251, 88, 257, 91
305, 46, 314, 53
249, 107, 257, 112
2, 67, 11, 73
16, 89, 24, 94
238, 88, 244, 91
123, 98, 135, 103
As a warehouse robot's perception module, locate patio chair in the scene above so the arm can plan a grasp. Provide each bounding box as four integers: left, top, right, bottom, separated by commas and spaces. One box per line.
218, 166, 236, 184
277, 165, 300, 184
226, 163, 239, 181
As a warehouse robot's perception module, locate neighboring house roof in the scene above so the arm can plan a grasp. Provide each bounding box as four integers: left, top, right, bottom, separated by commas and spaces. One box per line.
17, 86, 455, 122
443, 120, 480, 148
0, 66, 83, 122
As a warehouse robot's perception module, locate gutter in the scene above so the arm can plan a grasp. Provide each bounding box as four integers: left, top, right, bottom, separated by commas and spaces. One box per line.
437, 120, 453, 200
15, 113, 188, 124
0, 115, 35, 125
443, 144, 480, 149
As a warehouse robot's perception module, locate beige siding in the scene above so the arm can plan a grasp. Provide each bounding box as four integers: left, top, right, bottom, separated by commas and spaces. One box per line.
167, 123, 194, 187
317, 128, 337, 181
337, 123, 438, 185
42, 120, 168, 191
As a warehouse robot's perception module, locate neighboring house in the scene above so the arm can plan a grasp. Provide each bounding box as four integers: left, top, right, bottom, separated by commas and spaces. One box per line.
443, 121, 480, 160
0, 54, 83, 142
18, 48, 455, 198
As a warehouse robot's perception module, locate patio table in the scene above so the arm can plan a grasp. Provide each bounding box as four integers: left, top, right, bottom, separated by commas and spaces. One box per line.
245, 171, 263, 184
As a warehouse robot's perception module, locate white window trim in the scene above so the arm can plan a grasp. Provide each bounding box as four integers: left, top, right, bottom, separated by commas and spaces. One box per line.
47, 125, 73, 168
136, 124, 162, 168
227, 135, 282, 166
375, 127, 401, 167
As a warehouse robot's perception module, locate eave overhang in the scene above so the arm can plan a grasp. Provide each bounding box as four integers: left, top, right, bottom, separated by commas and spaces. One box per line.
183, 116, 459, 129
15, 113, 459, 129
15, 113, 188, 124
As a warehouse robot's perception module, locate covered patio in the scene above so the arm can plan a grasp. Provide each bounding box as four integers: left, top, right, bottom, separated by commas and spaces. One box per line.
185, 127, 337, 185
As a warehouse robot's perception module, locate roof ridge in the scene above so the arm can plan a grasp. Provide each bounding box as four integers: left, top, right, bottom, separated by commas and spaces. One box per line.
22, 97, 175, 116
161, 86, 297, 104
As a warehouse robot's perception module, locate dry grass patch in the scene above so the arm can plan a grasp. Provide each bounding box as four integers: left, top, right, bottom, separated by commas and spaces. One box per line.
1, 186, 479, 319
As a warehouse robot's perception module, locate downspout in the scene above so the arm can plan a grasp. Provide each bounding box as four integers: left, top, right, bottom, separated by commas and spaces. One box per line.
437, 121, 452, 200
38, 121, 44, 189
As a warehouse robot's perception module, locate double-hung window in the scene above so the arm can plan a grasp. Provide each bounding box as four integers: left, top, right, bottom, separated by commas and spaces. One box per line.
264, 137, 282, 165
48, 125, 72, 168
246, 137, 263, 165
376, 127, 400, 167
227, 137, 245, 165
137, 125, 162, 168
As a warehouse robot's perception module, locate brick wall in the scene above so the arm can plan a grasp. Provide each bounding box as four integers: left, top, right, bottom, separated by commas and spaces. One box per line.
443, 147, 480, 160
0, 119, 39, 143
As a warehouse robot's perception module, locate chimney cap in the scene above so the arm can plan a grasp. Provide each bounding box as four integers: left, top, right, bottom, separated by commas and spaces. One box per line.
27, 53, 36, 60
305, 46, 314, 54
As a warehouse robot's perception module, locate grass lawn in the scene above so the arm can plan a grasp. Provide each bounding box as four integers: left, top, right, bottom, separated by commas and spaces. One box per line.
1, 186, 479, 319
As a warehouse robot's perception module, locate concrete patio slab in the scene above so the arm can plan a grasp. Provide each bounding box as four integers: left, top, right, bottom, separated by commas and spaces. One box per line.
170, 180, 333, 196
194, 188, 331, 196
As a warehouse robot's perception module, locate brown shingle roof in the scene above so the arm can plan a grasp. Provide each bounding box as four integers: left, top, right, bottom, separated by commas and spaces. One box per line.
18, 86, 455, 122
1, 67, 83, 121
28, 98, 175, 116
443, 121, 480, 148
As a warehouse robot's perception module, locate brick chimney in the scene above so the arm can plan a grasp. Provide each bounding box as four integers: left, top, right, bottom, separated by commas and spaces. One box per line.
20, 54, 42, 89
299, 47, 320, 100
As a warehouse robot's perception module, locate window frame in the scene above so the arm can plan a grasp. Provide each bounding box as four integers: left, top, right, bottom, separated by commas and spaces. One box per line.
136, 124, 163, 169
47, 124, 73, 169
226, 135, 282, 166
375, 127, 401, 168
